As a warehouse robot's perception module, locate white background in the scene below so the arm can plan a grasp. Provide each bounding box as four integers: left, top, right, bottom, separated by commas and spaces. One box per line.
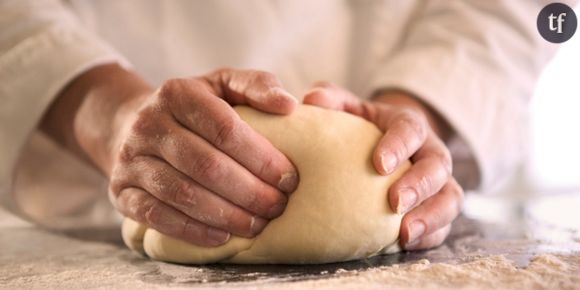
465, 5, 580, 233
527, 4, 580, 193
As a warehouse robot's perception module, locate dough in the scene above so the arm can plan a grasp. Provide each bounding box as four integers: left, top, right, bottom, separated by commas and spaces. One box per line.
122, 104, 410, 264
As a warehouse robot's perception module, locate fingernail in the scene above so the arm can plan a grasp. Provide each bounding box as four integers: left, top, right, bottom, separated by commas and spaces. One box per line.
249, 216, 268, 235
278, 172, 299, 193
207, 227, 230, 244
380, 153, 397, 174
407, 220, 426, 246
268, 201, 287, 218
397, 188, 417, 214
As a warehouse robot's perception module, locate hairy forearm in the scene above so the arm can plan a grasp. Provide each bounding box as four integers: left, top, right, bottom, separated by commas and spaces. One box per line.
40, 63, 152, 175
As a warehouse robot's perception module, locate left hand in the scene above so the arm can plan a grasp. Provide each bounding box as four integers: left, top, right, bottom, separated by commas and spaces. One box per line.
303, 82, 464, 250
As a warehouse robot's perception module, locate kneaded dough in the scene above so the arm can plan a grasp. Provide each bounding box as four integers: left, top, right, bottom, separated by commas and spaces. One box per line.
122, 104, 410, 264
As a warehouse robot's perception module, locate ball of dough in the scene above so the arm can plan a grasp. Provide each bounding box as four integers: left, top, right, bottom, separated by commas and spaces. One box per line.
122, 104, 410, 264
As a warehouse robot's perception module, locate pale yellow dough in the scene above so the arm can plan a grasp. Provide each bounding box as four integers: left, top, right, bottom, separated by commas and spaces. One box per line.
122, 104, 410, 264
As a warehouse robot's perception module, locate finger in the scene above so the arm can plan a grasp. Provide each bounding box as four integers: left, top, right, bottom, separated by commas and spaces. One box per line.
303, 84, 349, 110
114, 187, 230, 247
388, 135, 452, 214
303, 82, 374, 117
404, 224, 452, 251
159, 80, 299, 194
399, 179, 463, 247
118, 156, 268, 238
372, 107, 428, 175
157, 122, 288, 219
412, 133, 452, 173
206, 68, 298, 114
304, 83, 385, 127
303, 87, 339, 109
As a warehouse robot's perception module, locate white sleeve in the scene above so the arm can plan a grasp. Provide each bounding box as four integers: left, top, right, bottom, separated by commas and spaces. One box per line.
0, 0, 126, 209
365, 1, 562, 190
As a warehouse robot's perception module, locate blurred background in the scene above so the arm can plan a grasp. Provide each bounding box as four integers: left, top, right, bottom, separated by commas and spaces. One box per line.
528, 26, 580, 193
465, 4, 580, 239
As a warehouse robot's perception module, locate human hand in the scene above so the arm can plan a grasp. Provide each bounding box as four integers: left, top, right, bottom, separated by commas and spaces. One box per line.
303, 82, 464, 250
106, 68, 300, 246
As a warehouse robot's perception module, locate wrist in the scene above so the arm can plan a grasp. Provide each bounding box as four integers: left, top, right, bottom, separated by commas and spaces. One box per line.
370, 89, 454, 142
76, 64, 153, 175
42, 63, 152, 176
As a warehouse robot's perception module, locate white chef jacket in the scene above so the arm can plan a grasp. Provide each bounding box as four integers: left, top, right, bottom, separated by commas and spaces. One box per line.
0, 0, 562, 225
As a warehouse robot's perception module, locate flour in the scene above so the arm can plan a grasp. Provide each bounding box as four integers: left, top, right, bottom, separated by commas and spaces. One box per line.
254, 254, 580, 290
2, 208, 579, 289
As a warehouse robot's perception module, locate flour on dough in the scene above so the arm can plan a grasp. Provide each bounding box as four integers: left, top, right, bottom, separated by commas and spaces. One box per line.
122, 104, 410, 264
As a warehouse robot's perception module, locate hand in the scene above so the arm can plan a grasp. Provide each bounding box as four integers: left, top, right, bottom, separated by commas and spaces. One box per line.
43, 65, 300, 247
303, 82, 464, 250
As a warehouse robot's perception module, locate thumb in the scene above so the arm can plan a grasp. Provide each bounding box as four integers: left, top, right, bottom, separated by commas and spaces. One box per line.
303, 82, 364, 113
206, 68, 297, 114
303, 87, 343, 110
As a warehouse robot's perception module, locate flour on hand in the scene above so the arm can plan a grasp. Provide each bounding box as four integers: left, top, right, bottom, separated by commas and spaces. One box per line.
122, 105, 410, 264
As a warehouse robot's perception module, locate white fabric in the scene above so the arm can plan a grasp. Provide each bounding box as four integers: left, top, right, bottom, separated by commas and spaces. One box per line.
0, 0, 561, 223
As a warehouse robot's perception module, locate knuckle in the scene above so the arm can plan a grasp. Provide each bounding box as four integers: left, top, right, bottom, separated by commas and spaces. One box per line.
450, 179, 464, 199
108, 177, 125, 199
439, 152, 453, 174
389, 133, 410, 162
194, 153, 224, 182
131, 109, 159, 136
218, 208, 242, 233
416, 174, 434, 198
253, 70, 278, 84
213, 115, 240, 148
157, 78, 181, 102
119, 190, 147, 220
108, 166, 132, 199
429, 148, 453, 174
174, 181, 199, 207
117, 142, 137, 163
147, 166, 165, 186
118, 189, 155, 223
212, 67, 233, 76
213, 205, 231, 223
241, 185, 265, 214
180, 218, 194, 239
432, 208, 446, 227
120, 110, 166, 163
397, 110, 427, 140
163, 135, 189, 163
144, 202, 163, 226
258, 154, 276, 179
149, 167, 174, 195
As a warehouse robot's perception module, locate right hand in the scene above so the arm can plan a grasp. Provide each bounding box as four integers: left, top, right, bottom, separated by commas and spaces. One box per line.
108, 68, 299, 246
